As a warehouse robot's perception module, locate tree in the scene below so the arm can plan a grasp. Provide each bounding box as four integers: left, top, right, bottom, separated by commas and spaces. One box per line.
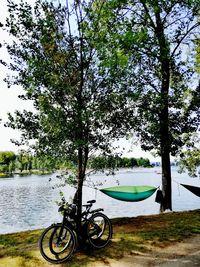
16, 151, 29, 173
130, 158, 138, 167
0, 151, 16, 173
177, 31, 200, 176
137, 157, 150, 168
9, 160, 15, 174
178, 149, 200, 177
195, 21, 200, 73
3, 0, 130, 228
89, 0, 200, 210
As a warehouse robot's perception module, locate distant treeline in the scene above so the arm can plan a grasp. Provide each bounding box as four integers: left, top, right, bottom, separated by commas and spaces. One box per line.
88, 156, 151, 169
0, 151, 151, 177
0, 151, 69, 177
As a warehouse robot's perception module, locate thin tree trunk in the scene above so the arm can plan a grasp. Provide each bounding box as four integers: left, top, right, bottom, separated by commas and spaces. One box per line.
73, 8, 85, 229
74, 147, 88, 232
76, 147, 84, 230
154, 5, 172, 211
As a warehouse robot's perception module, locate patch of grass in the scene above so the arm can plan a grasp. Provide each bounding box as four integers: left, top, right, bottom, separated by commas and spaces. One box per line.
0, 256, 42, 267
192, 228, 200, 234
122, 210, 200, 247
0, 236, 17, 246
0, 210, 199, 267
0, 173, 11, 178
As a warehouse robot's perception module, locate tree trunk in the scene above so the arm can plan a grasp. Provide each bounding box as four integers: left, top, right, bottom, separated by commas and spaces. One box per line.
155, 6, 172, 211
160, 99, 172, 211
73, 146, 89, 234
159, 48, 172, 212
74, 147, 84, 231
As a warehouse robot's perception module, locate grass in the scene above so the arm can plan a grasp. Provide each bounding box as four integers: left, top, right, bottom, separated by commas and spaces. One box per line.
0, 210, 199, 267
0, 173, 11, 178
17, 170, 53, 176
0, 171, 53, 178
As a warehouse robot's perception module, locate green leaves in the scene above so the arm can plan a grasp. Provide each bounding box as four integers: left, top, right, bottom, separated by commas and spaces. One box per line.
3, 0, 132, 176
3, 0, 200, 184
195, 37, 200, 73
178, 149, 200, 177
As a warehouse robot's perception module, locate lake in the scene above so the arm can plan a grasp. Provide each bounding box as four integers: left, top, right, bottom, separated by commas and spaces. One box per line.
0, 167, 199, 234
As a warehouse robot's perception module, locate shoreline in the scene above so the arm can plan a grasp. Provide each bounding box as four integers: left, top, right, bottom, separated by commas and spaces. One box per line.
1, 207, 199, 236
0, 209, 199, 267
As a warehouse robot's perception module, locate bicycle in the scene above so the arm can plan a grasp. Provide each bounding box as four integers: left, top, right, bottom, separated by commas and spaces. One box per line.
39, 199, 112, 264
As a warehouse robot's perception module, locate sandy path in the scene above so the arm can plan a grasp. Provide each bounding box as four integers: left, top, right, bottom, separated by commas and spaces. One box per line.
89, 235, 200, 267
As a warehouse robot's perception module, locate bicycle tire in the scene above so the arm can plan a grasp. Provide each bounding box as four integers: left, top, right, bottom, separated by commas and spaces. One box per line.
87, 212, 112, 249
39, 223, 76, 264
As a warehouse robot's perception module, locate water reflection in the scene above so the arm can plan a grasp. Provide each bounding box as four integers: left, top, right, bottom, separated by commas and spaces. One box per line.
0, 168, 199, 234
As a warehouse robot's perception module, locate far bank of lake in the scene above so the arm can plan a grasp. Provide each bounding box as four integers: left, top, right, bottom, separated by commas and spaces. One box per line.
0, 167, 199, 234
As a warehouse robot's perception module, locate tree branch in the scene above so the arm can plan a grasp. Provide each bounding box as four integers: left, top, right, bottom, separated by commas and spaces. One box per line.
171, 22, 200, 58
140, 0, 156, 30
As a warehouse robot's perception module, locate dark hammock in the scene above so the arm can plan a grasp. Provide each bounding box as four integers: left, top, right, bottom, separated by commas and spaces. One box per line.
100, 185, 157, 202
180, 183, 200, 197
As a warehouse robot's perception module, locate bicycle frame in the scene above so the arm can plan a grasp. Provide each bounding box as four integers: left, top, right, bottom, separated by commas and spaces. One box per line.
57, 204, 104, 244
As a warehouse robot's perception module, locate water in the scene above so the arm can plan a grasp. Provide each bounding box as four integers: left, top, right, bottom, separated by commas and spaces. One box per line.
0, 167, 199, 234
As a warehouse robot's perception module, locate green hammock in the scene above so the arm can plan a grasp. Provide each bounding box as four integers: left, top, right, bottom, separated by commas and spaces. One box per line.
100, 185, 157, 202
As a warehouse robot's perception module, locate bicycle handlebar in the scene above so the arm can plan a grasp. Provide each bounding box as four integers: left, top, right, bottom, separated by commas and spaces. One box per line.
58, 199, 97, 215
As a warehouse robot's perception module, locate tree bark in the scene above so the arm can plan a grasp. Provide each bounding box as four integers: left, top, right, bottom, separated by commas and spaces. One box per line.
73, 146, 89, 231
76, 147, 84, 229
154, 5, 172, 211
160, 89, 172, 211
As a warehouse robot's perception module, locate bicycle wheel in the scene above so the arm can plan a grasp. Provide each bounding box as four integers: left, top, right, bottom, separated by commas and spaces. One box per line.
39, 223, 76, 264
87, 212, 112, 249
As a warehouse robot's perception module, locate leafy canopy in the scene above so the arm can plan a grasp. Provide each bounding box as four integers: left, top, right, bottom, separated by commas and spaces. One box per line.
4, 0, 131, 162
89, 0, 200, 157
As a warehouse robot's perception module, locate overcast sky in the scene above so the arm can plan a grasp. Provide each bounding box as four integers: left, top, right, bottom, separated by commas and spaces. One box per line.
0, 0, 159, 161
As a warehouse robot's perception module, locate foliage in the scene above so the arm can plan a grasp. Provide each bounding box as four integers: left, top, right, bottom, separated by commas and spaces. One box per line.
2, 0, 133, 221
0, 151, 16, 165
0, 172, 10, 177
176, 83, 200, 176
177, 132, 200, 177
0, 150, 152, 176
4, 0, 129, 157
89, 155, 151, 170
2, 0, 200, 214
178, 12, 200, 176
178, 149, 200, 177
90, 0, 200, 155
0, 151, 16, 173
0, 150, 62, 175
88, 0, 200, 210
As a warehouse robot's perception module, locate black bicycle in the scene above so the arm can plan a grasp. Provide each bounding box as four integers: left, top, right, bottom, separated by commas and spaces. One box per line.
39, 199, 112, 264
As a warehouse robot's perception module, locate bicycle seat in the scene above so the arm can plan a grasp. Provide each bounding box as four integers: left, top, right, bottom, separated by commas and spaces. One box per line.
87, 200, 96, 204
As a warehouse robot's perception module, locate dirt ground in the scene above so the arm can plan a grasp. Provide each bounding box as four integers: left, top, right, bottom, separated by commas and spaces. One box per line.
89, 235, 200, 267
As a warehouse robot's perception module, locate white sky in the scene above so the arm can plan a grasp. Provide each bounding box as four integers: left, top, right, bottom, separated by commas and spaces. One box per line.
0, 0, 35, 152
0, 0, 159, 161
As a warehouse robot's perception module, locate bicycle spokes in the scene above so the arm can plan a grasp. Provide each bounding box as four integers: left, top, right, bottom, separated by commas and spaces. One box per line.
88, 219, 105, 238
50, 227, 72, 254
39, 224, 76, 264
87, 213, 112, 248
